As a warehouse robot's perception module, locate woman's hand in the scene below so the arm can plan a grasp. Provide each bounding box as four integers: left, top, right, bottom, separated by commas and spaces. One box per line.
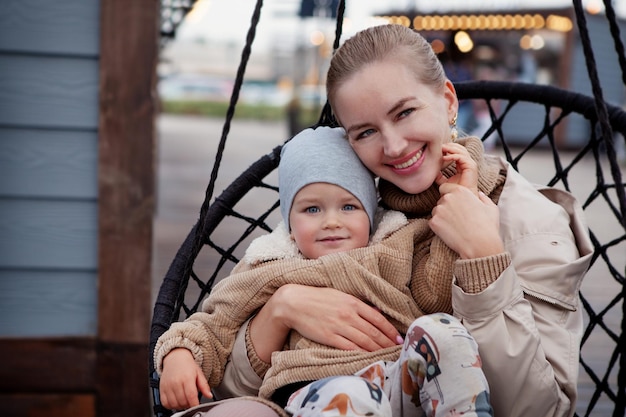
436, 142, 479, 196
250, 284, 402, 362
431, 143, 503, 259
160, 348, 213, 410
430, 187, 503, 259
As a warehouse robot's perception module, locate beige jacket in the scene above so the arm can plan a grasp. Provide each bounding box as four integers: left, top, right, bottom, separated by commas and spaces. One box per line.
219, 156, 593, 417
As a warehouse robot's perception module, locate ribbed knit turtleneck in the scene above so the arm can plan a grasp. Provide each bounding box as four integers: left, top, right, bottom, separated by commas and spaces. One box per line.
379, 137, 505, 216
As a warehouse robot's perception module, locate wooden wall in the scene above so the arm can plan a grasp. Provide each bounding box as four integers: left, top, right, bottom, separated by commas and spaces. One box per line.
0, 0, 157, 415
0, 0, 100, 338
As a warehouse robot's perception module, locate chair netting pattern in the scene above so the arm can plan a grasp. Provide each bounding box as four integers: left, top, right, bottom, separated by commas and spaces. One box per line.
150, 1, 626, 416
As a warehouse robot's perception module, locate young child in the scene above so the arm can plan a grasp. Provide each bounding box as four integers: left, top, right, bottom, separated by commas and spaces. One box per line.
237, 124, 381, 267
155, 126, 491, 417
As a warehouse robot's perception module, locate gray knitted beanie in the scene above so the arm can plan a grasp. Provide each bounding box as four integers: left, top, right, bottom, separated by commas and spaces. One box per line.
279, 126, 378, 232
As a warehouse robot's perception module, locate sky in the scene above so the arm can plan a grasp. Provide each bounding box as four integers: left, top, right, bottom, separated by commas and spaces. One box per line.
174, 0, 621, 52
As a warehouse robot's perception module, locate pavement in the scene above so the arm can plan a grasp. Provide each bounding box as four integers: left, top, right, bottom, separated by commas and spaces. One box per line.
153, 113, 624, 415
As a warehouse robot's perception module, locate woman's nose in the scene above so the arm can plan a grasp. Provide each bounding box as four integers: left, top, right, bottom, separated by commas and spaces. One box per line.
382, 131, 408, 158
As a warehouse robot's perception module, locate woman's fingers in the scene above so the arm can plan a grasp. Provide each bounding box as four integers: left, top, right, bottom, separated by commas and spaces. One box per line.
438, 143, 478, 194
356, 302, 404, 347
279, 285, 402, 352
332, 305, 400, 351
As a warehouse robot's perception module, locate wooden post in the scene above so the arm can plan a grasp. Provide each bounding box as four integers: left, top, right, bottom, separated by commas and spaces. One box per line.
98, 0, 158, 415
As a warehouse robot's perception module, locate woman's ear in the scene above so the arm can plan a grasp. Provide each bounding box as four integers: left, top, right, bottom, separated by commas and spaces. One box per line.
443, 79, 459, 121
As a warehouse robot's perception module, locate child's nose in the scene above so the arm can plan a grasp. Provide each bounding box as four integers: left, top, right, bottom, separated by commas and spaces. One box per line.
323, 212, 341, 228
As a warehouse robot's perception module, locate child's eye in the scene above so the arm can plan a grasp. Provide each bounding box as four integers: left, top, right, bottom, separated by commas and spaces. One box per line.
305, 206, 320, 214
342, 204, 356, 211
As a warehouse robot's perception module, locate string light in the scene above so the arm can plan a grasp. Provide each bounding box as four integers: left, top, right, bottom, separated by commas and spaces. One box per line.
454, 31, 474, 53
378, 13, 569, 32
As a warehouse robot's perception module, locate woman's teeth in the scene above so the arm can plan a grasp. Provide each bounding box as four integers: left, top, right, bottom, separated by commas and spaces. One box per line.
393, 149, 423, 169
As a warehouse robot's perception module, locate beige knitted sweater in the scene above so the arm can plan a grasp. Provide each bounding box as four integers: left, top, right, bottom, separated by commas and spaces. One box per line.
154, 136, 508, 400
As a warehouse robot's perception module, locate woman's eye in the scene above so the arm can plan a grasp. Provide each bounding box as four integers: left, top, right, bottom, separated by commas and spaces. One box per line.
398, 108, 414, 119
305, 206, 320, 214
355, 128, 375, 140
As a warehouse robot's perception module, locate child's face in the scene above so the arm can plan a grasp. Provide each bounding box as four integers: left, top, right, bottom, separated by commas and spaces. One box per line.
289, 183, 371, 260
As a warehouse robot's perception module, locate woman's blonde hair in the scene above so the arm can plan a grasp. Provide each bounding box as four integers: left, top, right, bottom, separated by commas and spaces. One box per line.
326, 24, 447, 108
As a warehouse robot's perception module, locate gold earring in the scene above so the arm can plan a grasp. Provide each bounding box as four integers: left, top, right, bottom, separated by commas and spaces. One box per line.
450, 113, 458, 141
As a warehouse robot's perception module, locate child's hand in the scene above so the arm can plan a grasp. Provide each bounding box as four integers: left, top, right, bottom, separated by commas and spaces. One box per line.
160, 348, 213, 410
435, 143, 479, 195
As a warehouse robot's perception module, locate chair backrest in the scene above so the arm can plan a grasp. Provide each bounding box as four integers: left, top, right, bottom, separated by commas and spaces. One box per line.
149, 79, 626, 417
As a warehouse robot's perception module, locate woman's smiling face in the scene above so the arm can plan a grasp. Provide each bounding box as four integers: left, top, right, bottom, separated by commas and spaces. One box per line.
333, 59, 458, 194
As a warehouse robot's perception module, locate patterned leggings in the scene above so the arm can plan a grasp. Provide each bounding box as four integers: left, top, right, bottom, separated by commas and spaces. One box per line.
285, 313, 493, 417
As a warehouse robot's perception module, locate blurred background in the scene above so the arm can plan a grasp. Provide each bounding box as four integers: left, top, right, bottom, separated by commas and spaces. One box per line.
158, 0, 626, 133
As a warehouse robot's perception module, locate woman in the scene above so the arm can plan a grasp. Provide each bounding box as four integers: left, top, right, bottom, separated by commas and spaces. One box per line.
167, 24, 593, 417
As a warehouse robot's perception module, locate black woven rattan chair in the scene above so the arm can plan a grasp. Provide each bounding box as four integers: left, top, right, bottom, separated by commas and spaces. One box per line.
151, 1, 626, 416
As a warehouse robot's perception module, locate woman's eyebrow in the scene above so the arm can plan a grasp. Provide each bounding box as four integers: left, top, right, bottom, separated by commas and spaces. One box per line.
345, 122, 369, 136
345, 97, 416, 135
387, 97, 414, 116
